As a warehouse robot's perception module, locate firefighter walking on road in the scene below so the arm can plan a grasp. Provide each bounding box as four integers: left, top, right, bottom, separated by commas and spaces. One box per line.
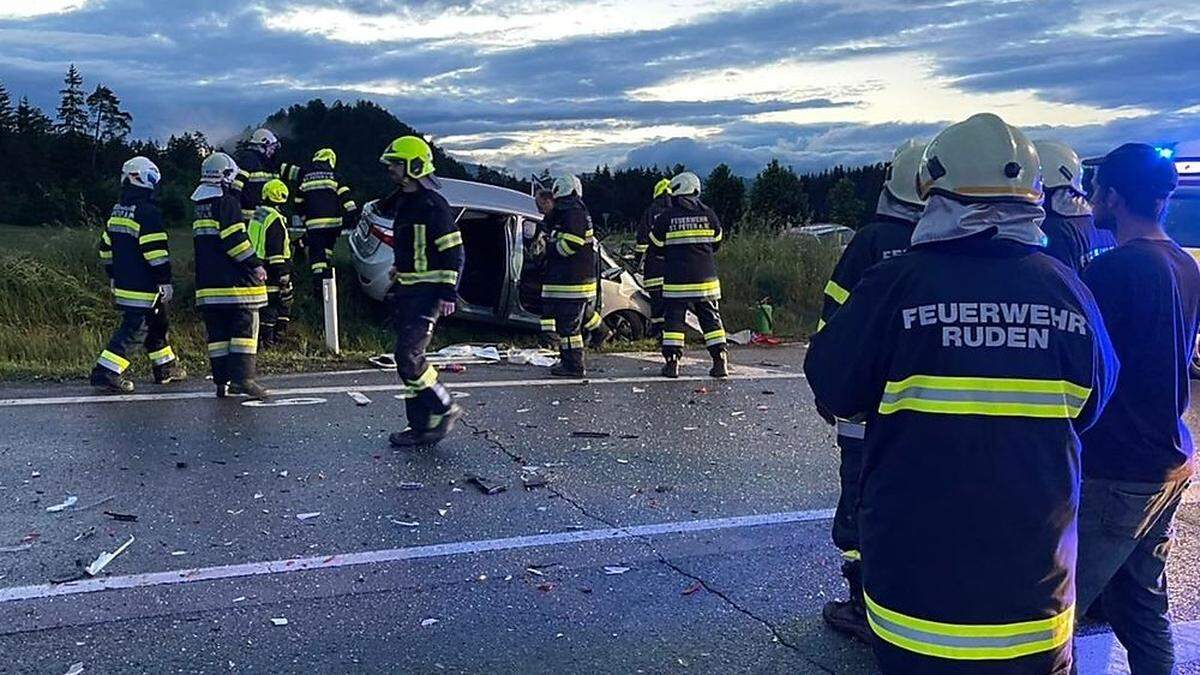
805, 113, 1118, 674
381, 136, 465, 447
233, 128, 301, 223
248, 179, 293, 347
635, 178, 672, 337
816, 139, 927, 641
540, 174, 600, 377
650, 171, 728, 379
91, 156, 187, 392
191, 152, 270, 400
297, 148, 359, 304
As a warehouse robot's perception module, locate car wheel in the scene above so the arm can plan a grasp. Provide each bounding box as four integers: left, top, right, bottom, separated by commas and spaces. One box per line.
605, 310, 646, 342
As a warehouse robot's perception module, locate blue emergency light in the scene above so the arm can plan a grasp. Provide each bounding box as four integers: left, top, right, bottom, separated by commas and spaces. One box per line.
1156, 146, 1176, 159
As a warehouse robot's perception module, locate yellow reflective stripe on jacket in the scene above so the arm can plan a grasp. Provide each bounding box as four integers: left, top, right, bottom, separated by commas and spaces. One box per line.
107, 216, 141, 235
220, 223, 246, 239
192, 219, 220, 234
542, 282, 597, 299
300, 179, 338, 192
144, 250, 169, 261
138, 232, 168, 245
306, 217, 342, 229
396, 270, 459, 285
403, 366, 439, 390
434, 231, 463, 252
559, 231, 589, 246
413, 224, 428, 272
634, 243, 649, 254
114, 288, 159, 302
864, 592, 1073, 661
665, 228, 718, 244
878, 375, 1092, 418
227, 240, 253, 260
824, 280, 850, 305
648, 232, 664, 247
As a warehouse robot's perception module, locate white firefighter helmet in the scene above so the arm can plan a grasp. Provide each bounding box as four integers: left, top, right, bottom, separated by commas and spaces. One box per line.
200, 152, 240, 186
248, 128, 280, 154
669, 171, 701, 197
884, 140, 927, 207
121, 156, 161, 189
918, 113, 1043, 204
551, 173, 583, 199
1034, 140, 1086, 195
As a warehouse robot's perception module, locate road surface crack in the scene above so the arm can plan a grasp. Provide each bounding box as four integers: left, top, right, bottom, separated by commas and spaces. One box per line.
461, 418, 832, 672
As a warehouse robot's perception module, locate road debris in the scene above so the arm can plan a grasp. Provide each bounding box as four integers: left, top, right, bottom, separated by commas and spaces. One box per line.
46, 496, 78, 513
507, 348, 557, 367
103, 510, 138, 522
73, 527, 96, 542
85, 536, 134, 576
389, 519, 420, 528
64, 663, 84, 675
632, 386, 646, 393
170, 550, 187, 556
681, 582, 704, 596
79, 496, 115, 511
0, 543, 32, 553
603, 566, 630, 575
466, 474, 506, 495
615, 458, 630, 465
347, 391, 372, 406
296, 512, 321, 521
269, 617, 289, 627
521, 474, 550, 490
571, 431, 610, 439
175, 461, 188, 469
420, 618, 440, 627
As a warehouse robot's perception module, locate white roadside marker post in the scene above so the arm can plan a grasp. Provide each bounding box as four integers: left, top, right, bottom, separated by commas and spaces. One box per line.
323, 269, 340, 354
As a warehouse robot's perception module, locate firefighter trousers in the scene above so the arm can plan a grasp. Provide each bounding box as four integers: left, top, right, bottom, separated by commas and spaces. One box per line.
308, 229, 339, 282
261, 281, 294, 343
661, 299, 726, 358
202, 307, 259, 386
541, 299, 597, 357
94, 304, 177, 376
394, 293, 453, 432
833, 425, 865, 601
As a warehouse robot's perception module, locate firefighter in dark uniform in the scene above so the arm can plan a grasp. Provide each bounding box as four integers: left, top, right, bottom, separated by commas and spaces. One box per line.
635, 178, 672, 337
1035, 140, 1115, 274
91, 156, 187, 392
540, 173, 599, 377
232, 128, 301, 224
380, 136, 465, 447
191, 152, 270, 400
296, 148, 359, 302
649, 171, 728, 379
816, 139, 927, 641
248, 179, 293, 347
805, 113, 1119, 674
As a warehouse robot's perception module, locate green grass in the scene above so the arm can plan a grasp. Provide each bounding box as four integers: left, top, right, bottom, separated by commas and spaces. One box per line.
0, 224, 837, 380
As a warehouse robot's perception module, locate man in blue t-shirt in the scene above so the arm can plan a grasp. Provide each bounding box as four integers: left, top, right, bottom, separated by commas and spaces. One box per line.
1075, 143, 1197, 674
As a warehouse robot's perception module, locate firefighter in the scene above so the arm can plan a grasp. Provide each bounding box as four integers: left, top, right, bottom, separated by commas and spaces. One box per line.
191, 151, 270, 400
380, 136, 465, 447
1035, 140, 1116, 274
804, 113, 1118, 674
635, 178, 672, 337
296, 148, 359, 302
816, 139, 927, 642
232, 128, 301, 223
540, 173, 599, 377
248, 179, 293, 347
91, 156, 186, 392
649, 171, 727, 379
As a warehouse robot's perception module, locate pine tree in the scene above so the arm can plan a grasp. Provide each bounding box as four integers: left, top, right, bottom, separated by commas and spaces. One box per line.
86, 84, 132, 143
0, 81, 15, 134
703, 164, 746, 230
748, 160, 808, 229
56, 64, 87, 135
16, 96, 52, 135
826, 177, 867, 228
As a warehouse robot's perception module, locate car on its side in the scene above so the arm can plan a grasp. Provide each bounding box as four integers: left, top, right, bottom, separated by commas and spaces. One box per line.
348, 178, 653, 340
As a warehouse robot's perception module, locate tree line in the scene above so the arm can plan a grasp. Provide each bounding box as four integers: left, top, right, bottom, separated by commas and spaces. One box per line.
0, 65, 888, 232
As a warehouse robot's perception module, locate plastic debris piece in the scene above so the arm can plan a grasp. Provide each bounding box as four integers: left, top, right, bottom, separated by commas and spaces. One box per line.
64, 663, 84, 675
466, 474, 506, 495
727, 329, 753, 345
571, 431, 610, 439
632, 387, 646, 393
437, 509, 448, 517
73, 527, 96, 542
296, 512, 321, 521
31, 471, 41, 478
103, 511, 138, 522
347, 391, 372, 406
421, 618, 440, 627
603, 566, 630, 575
0, 543, 32, 553
170, 551, 187, 556
615, 459, 630, 465
693, 387, 709, 394
85, 536, 134, 576
398, 481, 425, 491
232, 596, 247, 603
731, 411, 745, 417
79, 496, 114, 510
521, 475, 549, 490
389, 519, 420, 528
537, 582, 555, 592
175, 461, 188, 469
681, 582, 704, 596
46, 496, 78, 513
270, 617, 288, 627
439, 363, 467, 374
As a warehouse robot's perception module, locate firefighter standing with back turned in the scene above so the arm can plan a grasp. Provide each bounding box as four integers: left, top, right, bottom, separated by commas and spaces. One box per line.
540, 173, 600, 377
381, 136, 465, 447
233, 128, 301, 223
91, 156, 187, 392
650, 171, 728, 379
635, 178, 672, 337
248, 179, 293, 347
1035, 140, 1115, 274
804, 113, 1118, 674
816, 139, 928, 641
191, 152, 270, 400
296, 148, 359, 305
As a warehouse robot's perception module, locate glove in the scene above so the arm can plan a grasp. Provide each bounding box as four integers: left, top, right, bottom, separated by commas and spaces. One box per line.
438, 299, 457, 317
253, 266, 268, 283
158, 284, 174, 304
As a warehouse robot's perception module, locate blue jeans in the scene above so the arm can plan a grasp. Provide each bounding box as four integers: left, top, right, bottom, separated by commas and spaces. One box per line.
1074, 476, 1190, 675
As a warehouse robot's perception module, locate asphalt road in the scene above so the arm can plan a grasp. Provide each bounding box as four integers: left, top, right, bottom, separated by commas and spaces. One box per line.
1, 345, 1199, 674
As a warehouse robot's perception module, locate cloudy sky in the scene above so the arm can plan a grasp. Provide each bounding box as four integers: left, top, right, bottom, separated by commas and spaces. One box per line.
1, 0, 1197, 177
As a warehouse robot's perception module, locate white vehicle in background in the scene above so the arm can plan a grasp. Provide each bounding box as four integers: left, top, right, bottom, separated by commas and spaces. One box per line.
785, 223, 856, 252
348, 178, 653, 340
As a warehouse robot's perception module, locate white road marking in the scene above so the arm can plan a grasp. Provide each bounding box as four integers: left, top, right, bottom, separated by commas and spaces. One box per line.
0, 372, 805, 408
0, 508, 834, 604
241, 397, 328, 408
1076, 620, 1200, 672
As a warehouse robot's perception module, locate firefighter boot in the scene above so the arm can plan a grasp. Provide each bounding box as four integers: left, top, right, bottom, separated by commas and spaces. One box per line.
551, 348, 585, 378
153, 361, 188, 385
661, 355, 680, 379
709, 349, 730, 378
90, 367, 134, 393
259, 324, 276, 349
587, 319, 613, 350
228, 379, 269, 400
823, 558, 872, 643
390, 403, 464, 447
